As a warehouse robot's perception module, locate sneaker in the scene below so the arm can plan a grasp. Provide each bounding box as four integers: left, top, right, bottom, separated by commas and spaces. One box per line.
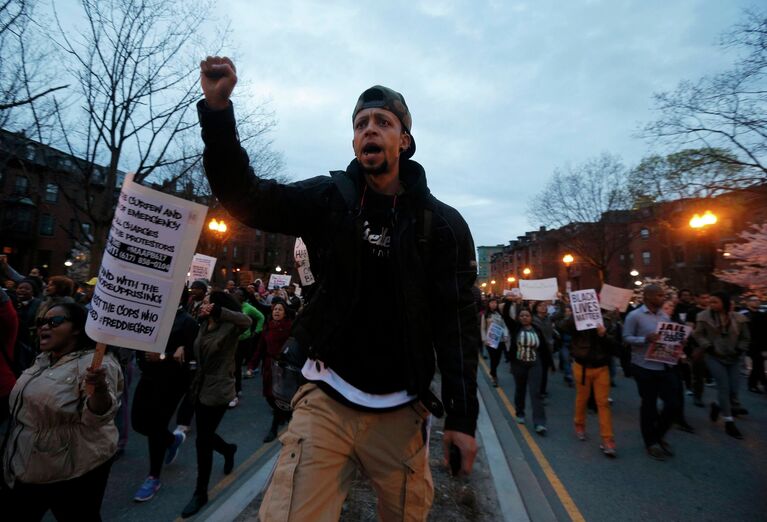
535, 425, 547, 436
725, 421, 744, 439
165, 431, 186, 465
515, 415, 526, 424
704, 379, 716, 387
685, 390, 694, 396
574, 423, 586, 441
181, 492, 209, 519
658, 439, 674, 457
174, 424, 190, 435
710, 402, 721, 422
244, 369, 254, 379
600, 438, 617, 458
732, 406, 749, 416
676, 421, 695, 434
646, 444, 666, 461
228, 397, 239, 409
133, 476, 161, 502
748, 386, 764, 394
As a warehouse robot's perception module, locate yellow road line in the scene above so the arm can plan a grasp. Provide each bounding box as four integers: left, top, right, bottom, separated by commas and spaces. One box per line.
479, 358, 585, 522
172, 431, 282, 522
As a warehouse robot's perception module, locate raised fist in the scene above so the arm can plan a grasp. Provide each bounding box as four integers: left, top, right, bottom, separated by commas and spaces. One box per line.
200, 56, 238, 110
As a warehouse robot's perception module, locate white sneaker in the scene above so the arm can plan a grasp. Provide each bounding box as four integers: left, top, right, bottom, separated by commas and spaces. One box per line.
174, 425, 190, 435
228, 397, 239, 409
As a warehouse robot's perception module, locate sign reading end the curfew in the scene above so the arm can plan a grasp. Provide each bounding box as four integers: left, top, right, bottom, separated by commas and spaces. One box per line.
86, 173, 207, 352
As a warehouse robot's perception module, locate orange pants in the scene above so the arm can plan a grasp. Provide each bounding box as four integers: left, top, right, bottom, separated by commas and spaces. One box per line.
259, 384, 434, 522
573, 363, 614, 440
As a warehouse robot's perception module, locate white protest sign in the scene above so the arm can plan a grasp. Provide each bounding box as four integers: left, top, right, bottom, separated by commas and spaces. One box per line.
645, 322, 692, 365
485, 322, 505, 349
86, 173, 206, 353
294, 237, 315, 286
600, 283, 634, 312
519, 278, 558, 301
268, 273, 292, 289
569, 289, 604, 331
187, 253, 216, 285
502, 289, 514, 296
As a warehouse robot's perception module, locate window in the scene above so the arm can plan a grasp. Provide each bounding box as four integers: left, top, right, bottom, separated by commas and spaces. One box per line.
640, 227, 650, 239
642, 251, 651, 266
45, 183, 58, 203
14, 176, 29, 195
81, 223, 92, 238
15, 207, 34, 234
233, 245, 239, 259
39, 214, 55, 236
256, 229, 262, 237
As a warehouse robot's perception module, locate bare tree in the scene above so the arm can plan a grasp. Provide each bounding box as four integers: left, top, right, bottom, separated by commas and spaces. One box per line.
25, 0, 281, 271
628, 148, 747, 205
529, 153, 634, 283
642, 9, 767, 185
0, 0, 66, 127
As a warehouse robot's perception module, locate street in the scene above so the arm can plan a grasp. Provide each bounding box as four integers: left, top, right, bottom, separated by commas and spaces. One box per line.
478, 356, 767, 521
88, 356, 767, 522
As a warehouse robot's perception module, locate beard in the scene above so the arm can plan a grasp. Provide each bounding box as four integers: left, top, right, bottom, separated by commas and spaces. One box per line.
360, 159, 390, 177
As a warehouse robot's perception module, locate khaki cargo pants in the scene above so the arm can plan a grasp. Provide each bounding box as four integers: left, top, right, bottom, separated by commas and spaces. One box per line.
259, 383, 434, 522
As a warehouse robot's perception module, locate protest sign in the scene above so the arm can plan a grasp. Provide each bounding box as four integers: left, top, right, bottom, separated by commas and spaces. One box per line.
599, 283, 634, 312
502, 289, 514, 297
268, 273, 292, 289
569, 289, 604, 331
187, 253, 216, 285
519, 278, 558, 301
485, 322, 505, 349
645, 321, 692, 365
86, 173, 206, 353
294, 237, 315, 286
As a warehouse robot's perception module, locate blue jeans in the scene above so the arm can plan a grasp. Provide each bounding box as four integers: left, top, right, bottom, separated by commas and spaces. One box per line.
559, 344, 573, 384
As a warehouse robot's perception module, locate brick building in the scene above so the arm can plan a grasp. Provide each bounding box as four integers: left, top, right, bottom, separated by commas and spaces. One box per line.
0, 129, 296, 285
486, 186, 767, 295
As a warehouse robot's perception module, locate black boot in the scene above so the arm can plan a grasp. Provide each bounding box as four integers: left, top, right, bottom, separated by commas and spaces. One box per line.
709, 402, 720, 422
181, 491, 208, 518
725, 421, 743, 439
263, 413, 280, 443
224, 444, 237, 475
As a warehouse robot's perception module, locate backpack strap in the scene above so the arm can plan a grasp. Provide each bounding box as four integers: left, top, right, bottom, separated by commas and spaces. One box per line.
330, 170, 359, 211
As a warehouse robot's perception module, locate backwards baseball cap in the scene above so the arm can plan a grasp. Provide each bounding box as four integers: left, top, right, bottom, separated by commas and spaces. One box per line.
353, 85, 415, 159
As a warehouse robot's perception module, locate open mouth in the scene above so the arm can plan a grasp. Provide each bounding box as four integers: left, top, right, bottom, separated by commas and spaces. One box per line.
39, 331, 52, 346
362, 143, 383, 156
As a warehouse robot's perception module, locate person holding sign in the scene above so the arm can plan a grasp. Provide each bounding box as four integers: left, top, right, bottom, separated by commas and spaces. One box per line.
622, 285, 682, 461
692, 292, 751, 439
3, 303, 123, 520
557, 312, 619, 457
481, 298, 509, 387
182, 291, 251, 518
199, 57, 480, 520
502, 305, 553, 435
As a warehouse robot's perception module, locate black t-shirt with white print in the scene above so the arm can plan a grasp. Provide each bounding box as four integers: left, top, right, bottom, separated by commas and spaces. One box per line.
327, 188, 408, 395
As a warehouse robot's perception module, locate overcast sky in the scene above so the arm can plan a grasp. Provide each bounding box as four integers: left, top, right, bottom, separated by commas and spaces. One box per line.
53, 1, 759, 248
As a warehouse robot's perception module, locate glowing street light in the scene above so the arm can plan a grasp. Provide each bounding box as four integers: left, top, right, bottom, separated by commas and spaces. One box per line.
522, 267, 531, 276
634, 280, 643, 286
64, 260, 73, 267
507, 276, 515, 283
562, 254, 574, 266
275, 265, 282, 273
481, 282, 487, 288
490, 279, 496, 285
208, 218, 227, 233
689, 210, 717, 229
630, 269, 639, 277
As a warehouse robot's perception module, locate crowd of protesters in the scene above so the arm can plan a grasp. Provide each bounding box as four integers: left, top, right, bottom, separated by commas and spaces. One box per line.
1, 252, 765, 519
476, 284, 764, 460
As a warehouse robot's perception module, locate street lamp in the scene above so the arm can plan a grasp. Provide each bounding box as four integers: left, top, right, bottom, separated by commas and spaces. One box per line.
522, 267, 531, 276
630, 269, 639, 277
689, 210, 718, 291
689, 210, 717, 229
507, 276, 515, 285
562, 254, 574, 292
208, 218, 227, 233
275, 265, 282, 273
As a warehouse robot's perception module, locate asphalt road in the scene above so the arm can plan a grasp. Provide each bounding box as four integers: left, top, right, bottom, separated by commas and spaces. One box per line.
480, 356, 767, 521
92, 367, 276, 522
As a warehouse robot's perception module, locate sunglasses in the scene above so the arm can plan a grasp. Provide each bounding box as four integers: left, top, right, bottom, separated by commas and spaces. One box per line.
36, 316, 71, 329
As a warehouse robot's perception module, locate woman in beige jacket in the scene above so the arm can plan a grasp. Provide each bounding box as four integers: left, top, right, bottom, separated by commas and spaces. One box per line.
3, 302, 123, 520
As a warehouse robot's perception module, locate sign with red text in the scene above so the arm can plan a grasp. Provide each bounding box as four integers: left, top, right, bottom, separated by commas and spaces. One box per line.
645, 322, 692, 365
86, 174, 207, 352
569, 289, 604, 331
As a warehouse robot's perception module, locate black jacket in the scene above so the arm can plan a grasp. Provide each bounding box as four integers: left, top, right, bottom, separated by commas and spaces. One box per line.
198, 101, 480, 435
501, 304, 554, 368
